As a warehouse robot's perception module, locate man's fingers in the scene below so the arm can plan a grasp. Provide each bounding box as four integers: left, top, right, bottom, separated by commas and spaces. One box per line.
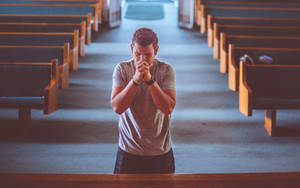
137, 65, 149, 72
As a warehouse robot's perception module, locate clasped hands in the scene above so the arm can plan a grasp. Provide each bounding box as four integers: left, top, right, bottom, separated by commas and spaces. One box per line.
133, 60, 152, 84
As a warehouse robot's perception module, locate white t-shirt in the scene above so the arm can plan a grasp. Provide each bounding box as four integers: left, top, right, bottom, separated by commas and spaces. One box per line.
112, 59, 175, 156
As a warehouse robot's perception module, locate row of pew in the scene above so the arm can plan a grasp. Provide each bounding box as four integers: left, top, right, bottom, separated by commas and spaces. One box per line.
0, 0, 105, 135
195, 0, 300, 136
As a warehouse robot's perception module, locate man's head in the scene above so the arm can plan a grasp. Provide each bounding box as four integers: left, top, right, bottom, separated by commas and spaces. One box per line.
131, 28, 159, 66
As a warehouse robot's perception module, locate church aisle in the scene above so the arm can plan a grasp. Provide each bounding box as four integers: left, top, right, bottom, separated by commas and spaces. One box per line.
1, 1, 300, 174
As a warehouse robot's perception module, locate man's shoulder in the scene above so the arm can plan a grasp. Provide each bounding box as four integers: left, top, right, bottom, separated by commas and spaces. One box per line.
115, 60, 134, 71
155, 59, 174, 73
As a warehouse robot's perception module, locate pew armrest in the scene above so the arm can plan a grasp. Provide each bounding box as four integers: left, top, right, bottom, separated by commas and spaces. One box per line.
239, 61, 253, 116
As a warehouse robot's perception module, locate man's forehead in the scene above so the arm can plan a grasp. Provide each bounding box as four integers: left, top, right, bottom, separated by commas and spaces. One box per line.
133, 43, 154, 52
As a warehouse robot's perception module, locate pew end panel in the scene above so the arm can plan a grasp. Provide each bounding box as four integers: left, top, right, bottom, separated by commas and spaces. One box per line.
93, 3, 99, 32
95, 2, 101, 25
200, 5, 206, 33
79, 21, 86, 57
220, 32, 228, 73
97, 1, 103, 25
207, 14, 214, 47
196, 6, 201, 26
213, 22, 219, 59
195, 0, 202, 26
228, 44, 239, 91
44, 59, 59, 114
86, 13, 92, 45
239, 61, 253, 116
59, 44, 70, 89
72, 29, 79, 71
85, 13, 92, 44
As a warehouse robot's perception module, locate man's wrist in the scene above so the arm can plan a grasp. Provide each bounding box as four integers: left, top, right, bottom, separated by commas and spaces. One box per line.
144, 73, 152, 82
132, 79, 140, 87
145, 78, 155, 85
132, 76, 142, 86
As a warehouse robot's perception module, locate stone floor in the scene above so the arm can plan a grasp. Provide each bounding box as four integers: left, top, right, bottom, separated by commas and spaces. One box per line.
1, 1, 300, 174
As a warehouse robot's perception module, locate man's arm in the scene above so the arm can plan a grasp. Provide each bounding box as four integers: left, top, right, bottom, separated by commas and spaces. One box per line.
111, 60, 145, 115
148, 83, 176, 115
110, 80, 137, 114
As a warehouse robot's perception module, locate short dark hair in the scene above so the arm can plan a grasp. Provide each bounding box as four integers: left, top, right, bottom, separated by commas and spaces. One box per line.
132, 28, 158, 49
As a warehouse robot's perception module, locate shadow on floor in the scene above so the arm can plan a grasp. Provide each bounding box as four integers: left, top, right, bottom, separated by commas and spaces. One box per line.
275, 125, 300, 137
0, 119, 118, 143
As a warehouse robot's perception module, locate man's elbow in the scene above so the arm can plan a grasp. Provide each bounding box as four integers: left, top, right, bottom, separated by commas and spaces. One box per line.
111, 101, 124, 115
112, 107, 123, 114
162, 102, 176, 115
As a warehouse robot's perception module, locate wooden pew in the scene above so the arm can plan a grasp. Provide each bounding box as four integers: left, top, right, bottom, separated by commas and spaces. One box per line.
1, 172, 300, 188
228, 47, 300, 92
213, 24, 300, 60
0, 31, 79, 71
0, 3, 99, 31
199, 5, 300, 33
0, 14, 92, 45
207, 15, 300, 47
0, 44, 70, 89
221, 35, 300, 75
195, 0, 300, 26
0, 60, 58, 135
0, 22, 85, 57
2, 0, 102, 25
239, 61, 300, 136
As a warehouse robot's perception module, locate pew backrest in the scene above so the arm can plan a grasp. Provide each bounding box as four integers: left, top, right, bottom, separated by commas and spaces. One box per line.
0, 45, 68, 66
0, 32, 76, 49
228, 46, 300, 91
0, 3, 98, 31
0, 60, 58, 114
200, 4, 300, 33
224, 35, 300, 52
206, 15, 300, 47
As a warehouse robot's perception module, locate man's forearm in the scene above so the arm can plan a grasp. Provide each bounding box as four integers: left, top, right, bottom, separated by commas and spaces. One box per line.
111, 80, 137, 114
148, 82, 176, 115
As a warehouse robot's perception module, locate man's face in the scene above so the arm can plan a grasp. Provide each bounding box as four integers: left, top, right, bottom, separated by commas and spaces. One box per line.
131, 43, 158, 67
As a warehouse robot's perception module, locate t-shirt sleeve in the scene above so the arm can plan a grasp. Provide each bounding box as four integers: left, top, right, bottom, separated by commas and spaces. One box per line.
112, 63, 126, 87
161, 64, 175, 90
